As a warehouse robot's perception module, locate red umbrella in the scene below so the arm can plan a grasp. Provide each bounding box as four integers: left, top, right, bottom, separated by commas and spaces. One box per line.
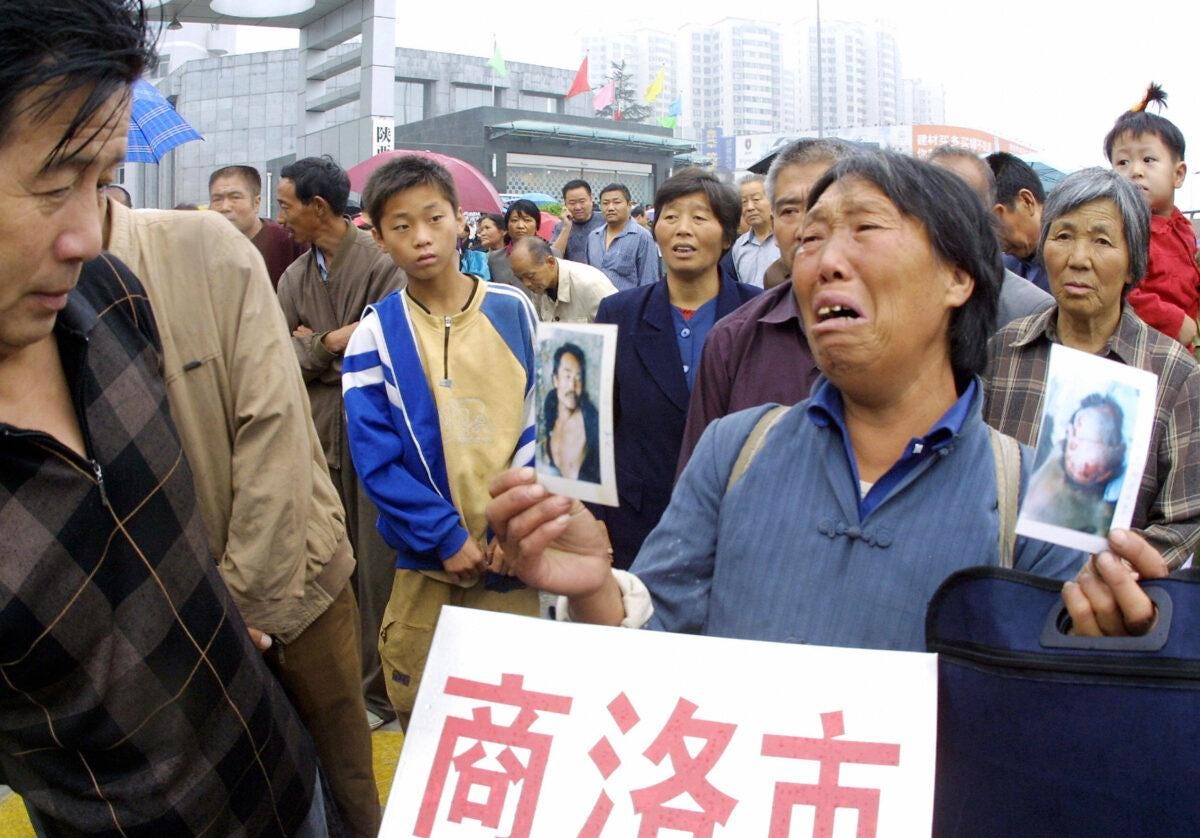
347, 150, 503, 214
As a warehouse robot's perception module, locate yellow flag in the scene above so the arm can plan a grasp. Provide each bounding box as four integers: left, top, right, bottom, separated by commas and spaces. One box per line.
644, 68, 665, 104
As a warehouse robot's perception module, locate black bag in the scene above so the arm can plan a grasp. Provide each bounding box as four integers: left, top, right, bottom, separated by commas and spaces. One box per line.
926, 566, 1200, 837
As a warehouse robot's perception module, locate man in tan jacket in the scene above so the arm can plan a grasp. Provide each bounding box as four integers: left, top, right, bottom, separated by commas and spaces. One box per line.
276, 156, 406, 727
102, 197, 380, 838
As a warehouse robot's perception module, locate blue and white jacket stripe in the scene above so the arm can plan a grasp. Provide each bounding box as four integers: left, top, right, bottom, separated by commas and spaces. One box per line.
341, 285, 538, 571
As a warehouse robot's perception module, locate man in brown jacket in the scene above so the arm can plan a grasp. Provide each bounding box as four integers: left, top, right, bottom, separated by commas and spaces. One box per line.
276, 156, 406, 726
102, 196, 380, 837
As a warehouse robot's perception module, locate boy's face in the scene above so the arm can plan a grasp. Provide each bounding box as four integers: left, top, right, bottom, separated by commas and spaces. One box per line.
1109, 131, 1186, 217
371, 183, 463, 282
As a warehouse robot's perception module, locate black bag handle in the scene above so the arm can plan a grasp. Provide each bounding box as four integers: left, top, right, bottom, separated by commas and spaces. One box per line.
1040, 586, 1173, 652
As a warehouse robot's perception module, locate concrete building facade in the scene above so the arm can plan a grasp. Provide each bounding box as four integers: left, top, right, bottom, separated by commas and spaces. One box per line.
131, 43, 688, 209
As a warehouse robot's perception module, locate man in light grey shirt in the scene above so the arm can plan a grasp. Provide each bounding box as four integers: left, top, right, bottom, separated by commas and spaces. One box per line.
729, 174, 780, 288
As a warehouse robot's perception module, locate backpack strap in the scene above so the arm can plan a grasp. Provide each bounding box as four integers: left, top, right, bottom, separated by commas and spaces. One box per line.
726, 405, 790, 492
988, 425, 1021, 570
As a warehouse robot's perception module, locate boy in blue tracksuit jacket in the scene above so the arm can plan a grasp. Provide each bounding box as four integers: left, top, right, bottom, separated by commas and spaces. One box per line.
342, 156, 540, 726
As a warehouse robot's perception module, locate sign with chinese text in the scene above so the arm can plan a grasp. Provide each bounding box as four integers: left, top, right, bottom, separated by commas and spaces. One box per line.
699, 126, 724, 169
372, 116, 395, 157
382, 607, 937, 836
911, 124, 1036, 159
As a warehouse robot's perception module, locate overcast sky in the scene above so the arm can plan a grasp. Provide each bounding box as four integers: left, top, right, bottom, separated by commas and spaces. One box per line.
237, 0, 1200, 209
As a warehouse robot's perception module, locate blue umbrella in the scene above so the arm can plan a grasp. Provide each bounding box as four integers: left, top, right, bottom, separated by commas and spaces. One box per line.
518, 192, 558, 206
126, 79, 202, 163
1016, 154, 1072, 193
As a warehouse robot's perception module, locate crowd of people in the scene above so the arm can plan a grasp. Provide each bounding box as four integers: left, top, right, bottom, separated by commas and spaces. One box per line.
2, 1, 1199, 835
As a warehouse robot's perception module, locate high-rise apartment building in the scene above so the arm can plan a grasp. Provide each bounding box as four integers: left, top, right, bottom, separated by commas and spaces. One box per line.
899, 78, 947, 124
785, 17, 901, 132
677, 18, 782, 135
587, 17, 945, 144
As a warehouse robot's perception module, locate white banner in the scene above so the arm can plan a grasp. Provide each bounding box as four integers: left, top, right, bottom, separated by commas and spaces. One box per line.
383, 607, 937, 837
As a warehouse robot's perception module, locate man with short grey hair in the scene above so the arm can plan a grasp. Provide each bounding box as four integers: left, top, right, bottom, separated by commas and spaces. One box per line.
510, 236, 616, 323
929, 145, 1053, 329
729, 174, 779, 288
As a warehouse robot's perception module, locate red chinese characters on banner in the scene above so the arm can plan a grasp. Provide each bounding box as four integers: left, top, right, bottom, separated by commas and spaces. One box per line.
414, 673, 901, 837
415, 673, 573, 838
761, 710, 901, 838
580, 692, 738, 838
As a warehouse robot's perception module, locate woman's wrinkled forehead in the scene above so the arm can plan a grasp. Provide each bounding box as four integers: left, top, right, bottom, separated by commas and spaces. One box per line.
804, 176, 899, 223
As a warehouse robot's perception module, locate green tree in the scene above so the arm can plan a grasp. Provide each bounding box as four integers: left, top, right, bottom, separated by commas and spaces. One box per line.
596, 60, 651, 122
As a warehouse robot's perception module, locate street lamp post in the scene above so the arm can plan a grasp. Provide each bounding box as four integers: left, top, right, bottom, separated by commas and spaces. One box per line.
816, 0, 823, 138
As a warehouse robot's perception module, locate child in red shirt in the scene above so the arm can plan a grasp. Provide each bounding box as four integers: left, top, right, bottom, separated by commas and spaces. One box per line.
1105, 84, 1200, 348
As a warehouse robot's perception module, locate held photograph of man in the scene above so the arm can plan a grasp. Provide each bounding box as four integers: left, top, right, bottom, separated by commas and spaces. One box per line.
535, 322, 617, 506
1017, 344, 1158, 554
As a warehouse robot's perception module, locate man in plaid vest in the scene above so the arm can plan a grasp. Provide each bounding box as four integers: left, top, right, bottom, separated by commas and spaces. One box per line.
0, 1, 323, 834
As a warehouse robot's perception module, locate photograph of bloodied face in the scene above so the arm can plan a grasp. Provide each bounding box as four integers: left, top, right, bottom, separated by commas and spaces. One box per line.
535, 322, 617, 506
1016, 344, 1158, 554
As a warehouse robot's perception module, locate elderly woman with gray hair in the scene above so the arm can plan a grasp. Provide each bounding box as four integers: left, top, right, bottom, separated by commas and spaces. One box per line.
984, 167, 1200, 570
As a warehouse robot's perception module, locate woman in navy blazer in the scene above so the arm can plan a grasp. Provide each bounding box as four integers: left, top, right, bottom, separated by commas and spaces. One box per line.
595, 169, 761, 568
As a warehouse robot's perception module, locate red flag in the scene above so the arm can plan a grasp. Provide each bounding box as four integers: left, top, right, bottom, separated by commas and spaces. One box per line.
567, 56, 590, 98
614, 108, 623, 121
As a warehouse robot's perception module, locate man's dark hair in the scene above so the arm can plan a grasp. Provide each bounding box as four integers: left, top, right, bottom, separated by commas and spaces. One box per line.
0, 0, 155, 167
553, 342, 587, 387
599, 183, 632, 203
281, 155, 351, 216
512, 235, 553, 262
562, 179, 592, 198
807, 152, 1002, 388
362, 154, 459, 228
209, 164, 262, 196
504, 199, 542, 232
631, 204, 646, 219
651, 167, 741, 249
986, 151, 1045, 206
1103, 83, 1185, 162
